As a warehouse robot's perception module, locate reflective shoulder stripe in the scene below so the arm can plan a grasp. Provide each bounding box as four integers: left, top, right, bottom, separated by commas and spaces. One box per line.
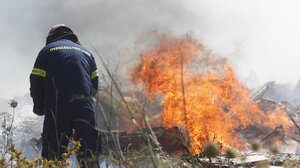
31, 68, 46, 77
91, 70, 100, 79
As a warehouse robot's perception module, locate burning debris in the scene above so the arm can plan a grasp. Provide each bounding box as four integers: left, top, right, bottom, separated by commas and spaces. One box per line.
130, 34, 296, 154
97, 33, 300, 167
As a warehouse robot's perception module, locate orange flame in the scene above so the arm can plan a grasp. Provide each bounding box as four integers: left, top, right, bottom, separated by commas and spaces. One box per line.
131, 34, 292, 154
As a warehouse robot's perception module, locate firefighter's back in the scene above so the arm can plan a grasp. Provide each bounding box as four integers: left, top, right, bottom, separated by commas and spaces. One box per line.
41, 39, 95, 106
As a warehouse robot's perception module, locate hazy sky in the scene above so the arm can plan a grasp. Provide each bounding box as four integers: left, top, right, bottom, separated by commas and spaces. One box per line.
1, 0, 300, 99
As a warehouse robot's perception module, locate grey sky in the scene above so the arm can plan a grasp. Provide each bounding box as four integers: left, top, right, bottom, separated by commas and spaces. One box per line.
1, 0, 299, 99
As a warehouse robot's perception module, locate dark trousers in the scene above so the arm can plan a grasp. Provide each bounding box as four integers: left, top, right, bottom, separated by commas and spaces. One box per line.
41, 101, 101, 167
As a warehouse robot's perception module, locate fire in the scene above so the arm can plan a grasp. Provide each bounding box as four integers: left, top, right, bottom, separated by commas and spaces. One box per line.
131, 34, 293, 154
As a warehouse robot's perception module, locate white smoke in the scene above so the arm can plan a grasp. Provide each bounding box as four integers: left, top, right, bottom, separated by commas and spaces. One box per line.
1, 0, 300, 99
1, 0, 300, 98
186, 0, 300, 87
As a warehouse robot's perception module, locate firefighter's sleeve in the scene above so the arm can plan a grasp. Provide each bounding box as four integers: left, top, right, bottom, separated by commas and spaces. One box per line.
30, 51, 47, 109
90, 55, 99, 95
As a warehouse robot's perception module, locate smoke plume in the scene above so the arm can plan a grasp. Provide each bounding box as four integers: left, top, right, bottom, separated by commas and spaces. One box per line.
1, 0, 300, 99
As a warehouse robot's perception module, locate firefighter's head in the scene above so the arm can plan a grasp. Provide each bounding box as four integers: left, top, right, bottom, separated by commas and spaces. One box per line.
46, 24, 79, 45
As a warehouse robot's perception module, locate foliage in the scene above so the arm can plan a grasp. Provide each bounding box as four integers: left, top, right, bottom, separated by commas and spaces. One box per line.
203, 142, 220, 159
225, 148, 237, 159
251, 139, 261, 152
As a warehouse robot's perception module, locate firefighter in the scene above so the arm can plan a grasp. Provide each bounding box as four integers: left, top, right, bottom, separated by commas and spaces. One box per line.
30, 24, 101, 167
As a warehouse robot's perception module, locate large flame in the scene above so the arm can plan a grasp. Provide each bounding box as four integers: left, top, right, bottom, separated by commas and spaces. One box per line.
131, 34, 292, 154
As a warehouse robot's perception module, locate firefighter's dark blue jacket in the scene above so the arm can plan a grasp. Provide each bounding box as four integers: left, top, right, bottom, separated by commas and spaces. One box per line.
30, 39, 99, 110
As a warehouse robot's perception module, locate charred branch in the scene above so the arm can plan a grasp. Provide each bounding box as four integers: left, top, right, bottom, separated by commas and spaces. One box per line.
261, 125, 285, 143
287, 114, 300, 133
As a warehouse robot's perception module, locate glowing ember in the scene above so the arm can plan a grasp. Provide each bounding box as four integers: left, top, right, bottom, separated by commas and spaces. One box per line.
131, 34, 292, 154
